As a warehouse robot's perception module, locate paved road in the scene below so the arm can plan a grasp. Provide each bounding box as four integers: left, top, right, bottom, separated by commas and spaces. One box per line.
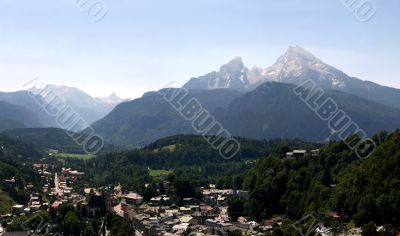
54, 173, 61, 195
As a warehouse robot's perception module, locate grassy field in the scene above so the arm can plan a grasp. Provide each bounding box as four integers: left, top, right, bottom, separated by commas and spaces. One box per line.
55, 153, 95, 160
153, 144, 180, 153
149, 169, 174, 177
0, 190, 15, 215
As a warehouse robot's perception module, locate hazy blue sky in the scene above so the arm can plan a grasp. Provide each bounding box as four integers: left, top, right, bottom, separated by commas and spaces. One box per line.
0, 0, 399, 98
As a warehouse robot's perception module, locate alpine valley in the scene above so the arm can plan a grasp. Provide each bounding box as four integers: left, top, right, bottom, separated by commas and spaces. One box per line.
2, 46, 400, 236
91, 46, 400, 147
3, 47, 400, 147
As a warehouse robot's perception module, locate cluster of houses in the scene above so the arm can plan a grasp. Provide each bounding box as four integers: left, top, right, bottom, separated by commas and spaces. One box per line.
4, 162, 88, 217
202, 186, 248, 204
11, 193, 49, 216
286, 149, 320, 159
87, 185, 288, 236
2, 149, 389, 236
50, 168, 86, 210
32, 163, 51, 176
8, 164, 87, 218
5, 164, 51, 217
55, 182, 272, 235
27, 193, 46, 212
5, 160, 332, 236
117, 187, 293, 235
61, 168, 85, 180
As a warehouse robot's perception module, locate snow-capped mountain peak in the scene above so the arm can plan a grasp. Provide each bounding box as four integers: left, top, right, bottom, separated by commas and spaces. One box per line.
96, 92, 124, 104
28, 84, 125, 127
262, 46, 350, 89
182, 46, 400, 111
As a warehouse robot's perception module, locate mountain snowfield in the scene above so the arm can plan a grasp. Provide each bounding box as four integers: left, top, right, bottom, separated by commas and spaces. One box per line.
184, 46, 400, 110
